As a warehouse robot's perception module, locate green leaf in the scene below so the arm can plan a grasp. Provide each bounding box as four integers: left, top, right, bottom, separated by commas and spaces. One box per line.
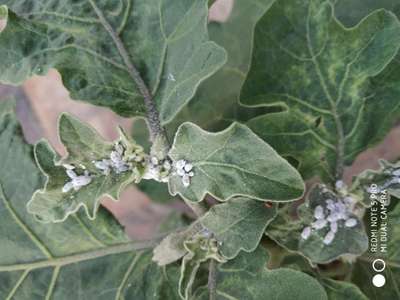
351, 201, 400, 299
153, 222, 202, 266
242, 0, 400, 182
322, 278, 368, 300
167, 0, 275, 133
334, 0, 399, 26
192, 246, 328, 300
0, 99, 181, 299
179, 234, 226, 300
28, 113, 145, 222
267, 185, 368, 264
0, 1, 226, 123
168, 122, 305, 202
200, 197, 278, 259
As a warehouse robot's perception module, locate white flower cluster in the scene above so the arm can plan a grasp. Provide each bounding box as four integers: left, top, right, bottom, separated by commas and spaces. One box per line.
301, 197, 358, 245
93, 142, 144, 175
142, 156, 171, 183
174, 159, 194, 187
62, 166, 92, 193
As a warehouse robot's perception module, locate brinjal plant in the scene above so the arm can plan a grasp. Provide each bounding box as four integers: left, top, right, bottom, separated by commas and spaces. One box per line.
0, 0, 399, 299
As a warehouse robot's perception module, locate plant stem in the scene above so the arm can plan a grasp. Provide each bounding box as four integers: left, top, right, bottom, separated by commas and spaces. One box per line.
88, 0, 167, 144
185, 200, 207, 217
208, 259, 218, 300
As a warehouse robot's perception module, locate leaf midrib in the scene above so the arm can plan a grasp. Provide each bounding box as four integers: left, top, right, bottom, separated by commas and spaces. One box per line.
0, 239, 157, 272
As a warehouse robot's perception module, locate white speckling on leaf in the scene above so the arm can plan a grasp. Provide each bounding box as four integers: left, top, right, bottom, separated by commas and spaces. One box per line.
330, 221, 338, 233
312, 219, 327, 229
62, 163, 75, 170
314, 205, 324, 219
62, 181, 74, 193
184, 163, 193, 172
301, 226, 311, 240
345, 218, 357, 228
66, 169, 77, 179
323, 231, 335, 245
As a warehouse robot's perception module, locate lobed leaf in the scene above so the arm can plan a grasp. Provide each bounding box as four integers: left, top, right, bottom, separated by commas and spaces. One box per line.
0, 99, 181, 300
168, 122, 305, 202
0, 0, 226, 123
242, 0, 400, 182
28, 113, 144, 222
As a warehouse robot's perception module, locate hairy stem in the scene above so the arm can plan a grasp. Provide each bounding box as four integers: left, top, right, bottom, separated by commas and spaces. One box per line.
185, 200, 207, 217
208, 259, 218, 300
88, 0, 167, 145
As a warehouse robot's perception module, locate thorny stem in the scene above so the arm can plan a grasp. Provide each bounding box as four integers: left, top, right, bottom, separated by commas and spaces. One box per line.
208, 259, 218, 300
88, 0, 168, 146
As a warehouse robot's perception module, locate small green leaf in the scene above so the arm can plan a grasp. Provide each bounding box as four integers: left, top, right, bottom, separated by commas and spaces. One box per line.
179, 232, 226, 300
200, 197, 278, 259
0, 1, 226, 123
192, 247, 328, 300
242, 0, 400, 182
168, 122, 305, 202
267, 185, 368, 264
322, 278, 368, 300
28, 114, 145, 222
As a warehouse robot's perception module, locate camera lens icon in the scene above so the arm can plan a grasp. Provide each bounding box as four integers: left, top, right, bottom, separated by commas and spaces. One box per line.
372, 259, 386, 288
